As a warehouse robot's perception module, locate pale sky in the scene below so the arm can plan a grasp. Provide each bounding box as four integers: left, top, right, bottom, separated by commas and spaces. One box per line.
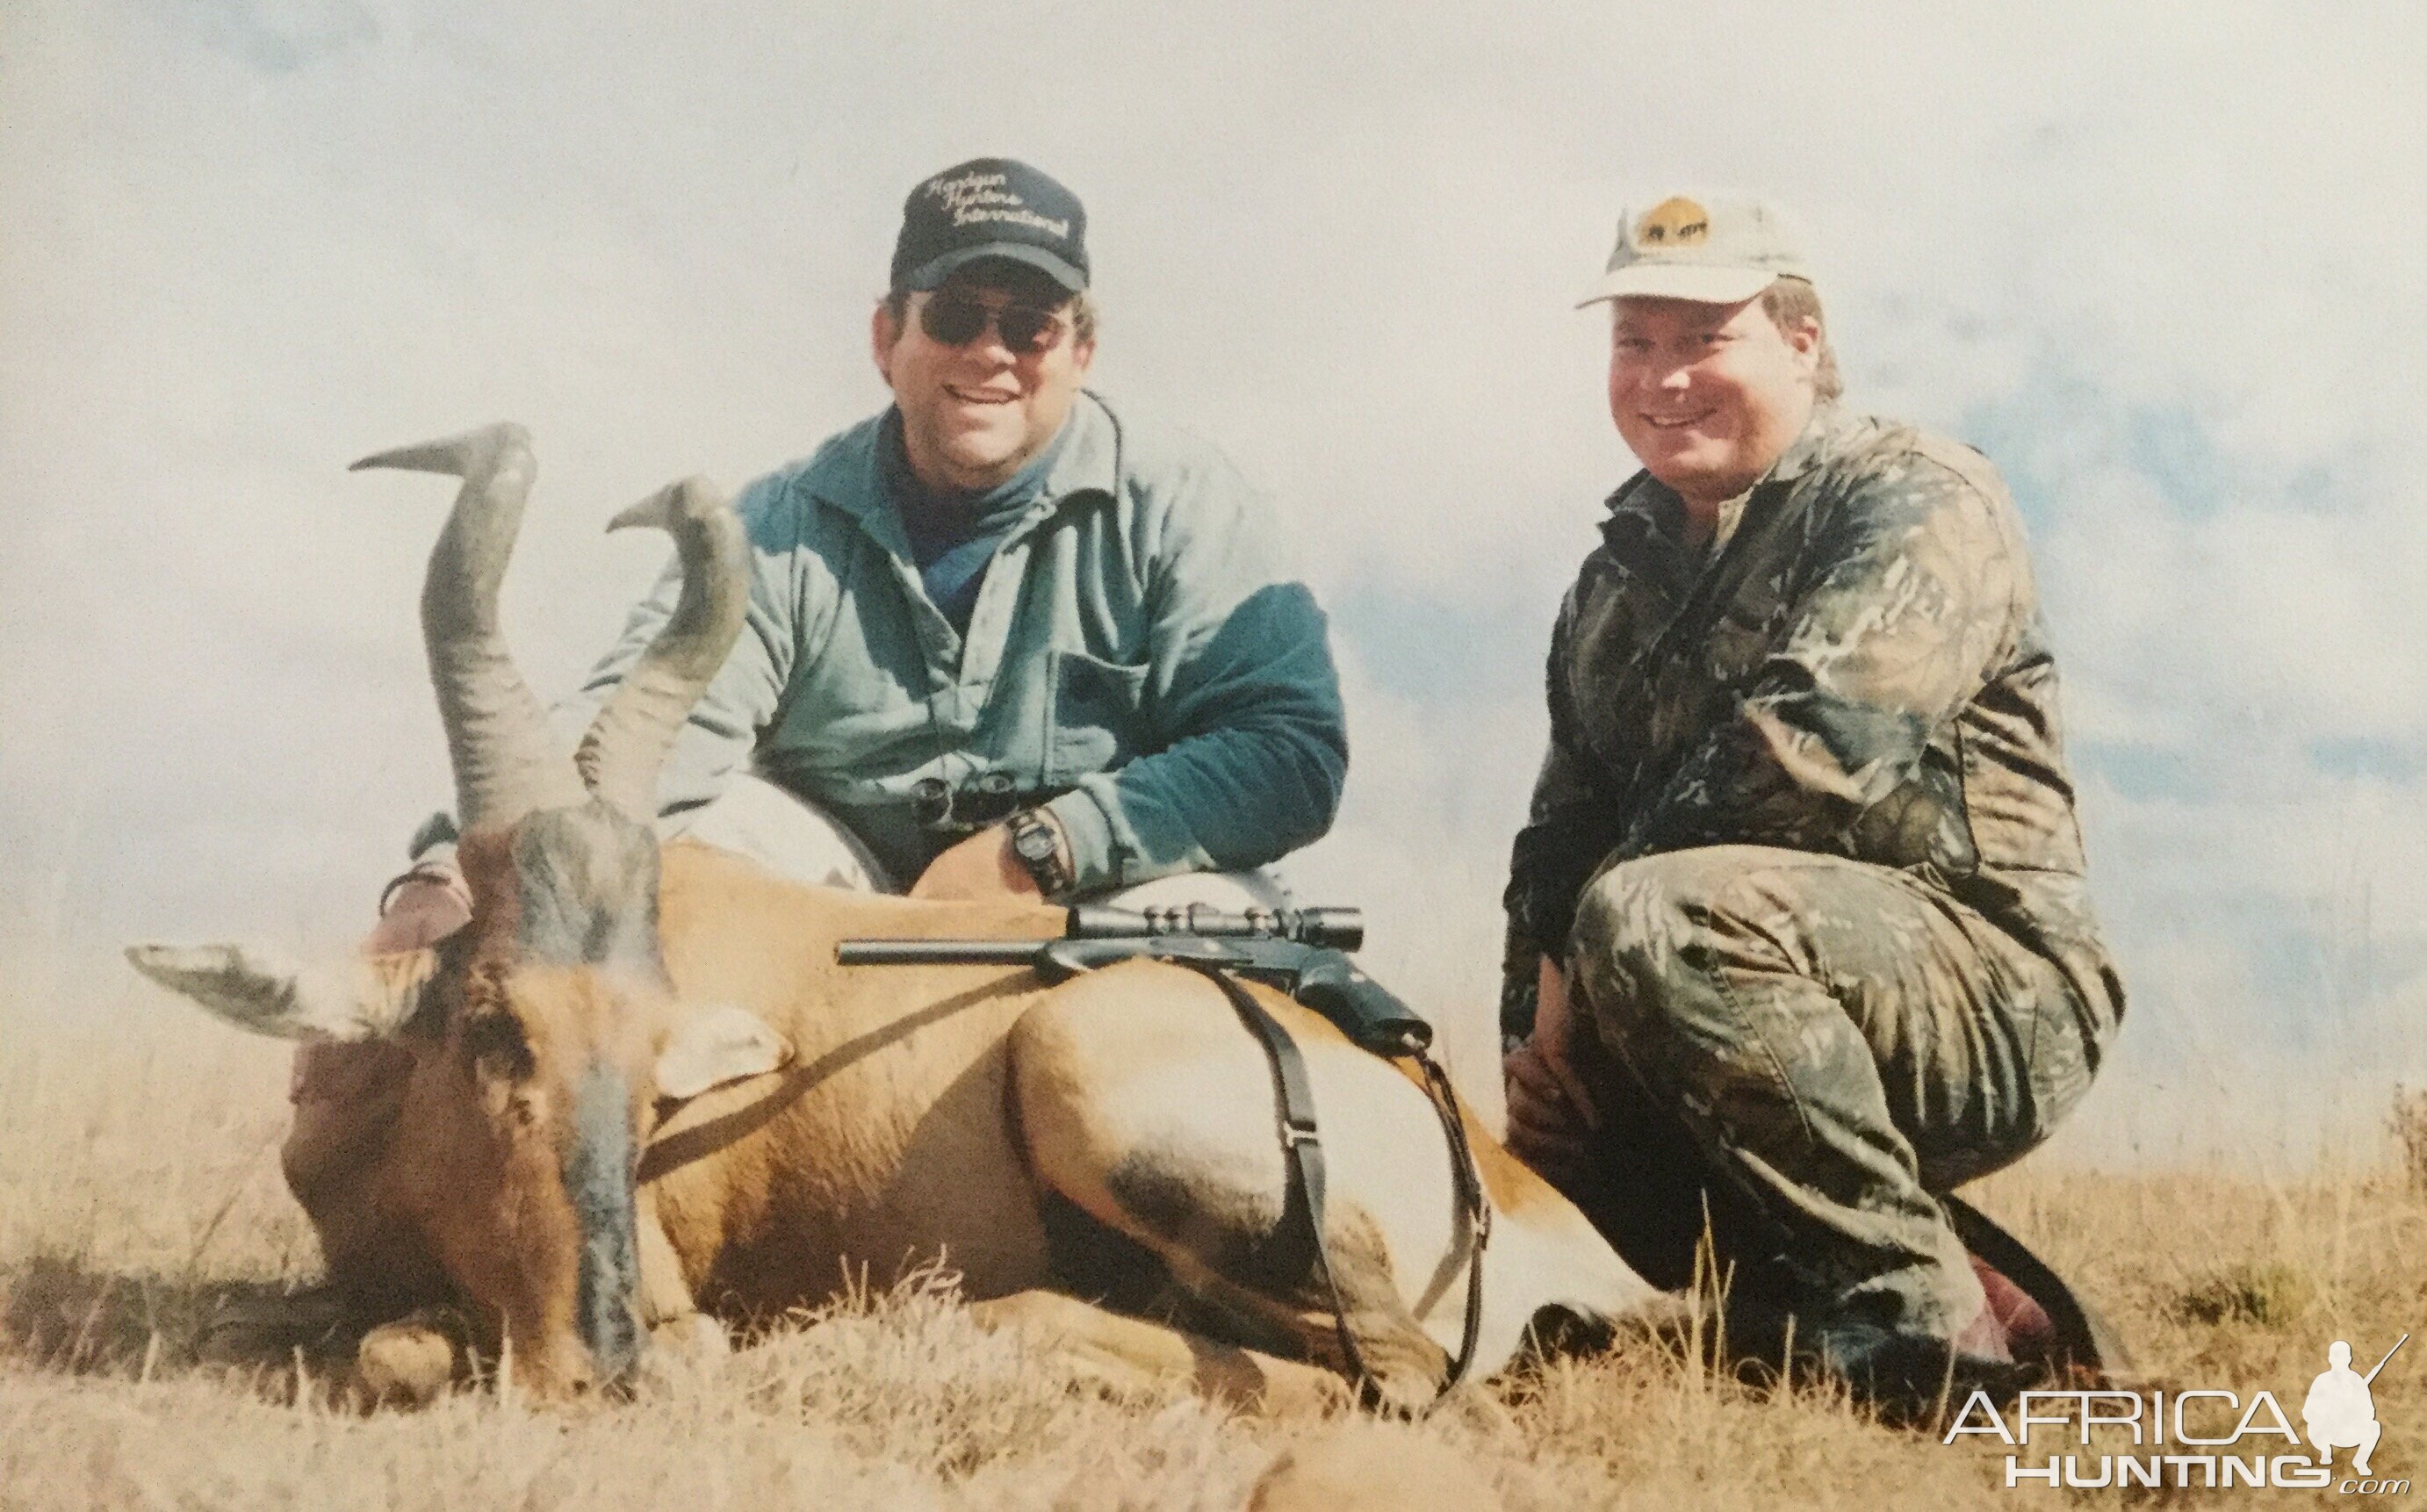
4, 1, 2423, 1165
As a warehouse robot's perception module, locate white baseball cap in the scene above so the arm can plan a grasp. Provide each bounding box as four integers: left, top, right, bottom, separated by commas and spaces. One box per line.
1579, 193, 1813, 307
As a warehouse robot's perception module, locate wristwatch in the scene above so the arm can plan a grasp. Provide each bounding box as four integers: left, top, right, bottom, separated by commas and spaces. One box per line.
1005, 809, 1075, 898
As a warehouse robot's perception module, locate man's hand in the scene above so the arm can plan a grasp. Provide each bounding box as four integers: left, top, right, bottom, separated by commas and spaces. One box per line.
909, 824, 1045, 903
1502, 954, 1600, 1177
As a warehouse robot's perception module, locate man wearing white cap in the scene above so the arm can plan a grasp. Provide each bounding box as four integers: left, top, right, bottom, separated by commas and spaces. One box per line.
1499, 193, 2125, 1404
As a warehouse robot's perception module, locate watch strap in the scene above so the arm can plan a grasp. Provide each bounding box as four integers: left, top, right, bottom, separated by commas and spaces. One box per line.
1006, 809, 1075, 897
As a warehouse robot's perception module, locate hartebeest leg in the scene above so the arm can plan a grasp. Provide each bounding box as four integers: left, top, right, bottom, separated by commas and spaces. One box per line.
632, 1184, 702, 1328
633, 1184, 730, 1371
969, 1290, 1350, 1415
1008, 968, 1459, 1411
1147, 1234, 1451, 1413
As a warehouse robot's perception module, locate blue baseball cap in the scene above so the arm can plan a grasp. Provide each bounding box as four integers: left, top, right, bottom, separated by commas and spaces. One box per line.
891, 158, 1090, 294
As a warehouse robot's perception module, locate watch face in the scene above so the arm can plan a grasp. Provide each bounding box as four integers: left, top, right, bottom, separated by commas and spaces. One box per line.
1013, 820, 1056, 861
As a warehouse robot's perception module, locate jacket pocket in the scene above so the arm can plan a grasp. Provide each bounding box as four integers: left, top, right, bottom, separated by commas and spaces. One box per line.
1045, 649, 1150, 782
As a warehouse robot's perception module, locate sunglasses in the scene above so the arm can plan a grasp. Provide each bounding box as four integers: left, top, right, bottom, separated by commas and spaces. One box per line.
916, 295, 1069, 354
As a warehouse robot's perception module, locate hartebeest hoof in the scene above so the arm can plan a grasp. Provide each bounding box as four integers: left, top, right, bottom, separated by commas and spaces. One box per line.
970, 1290, 1351, 1415
633, 1310, 731, 1394
356, 1306, 471, 1407
649, 1310, 731, 1361
1246, 1424, 1504, 1512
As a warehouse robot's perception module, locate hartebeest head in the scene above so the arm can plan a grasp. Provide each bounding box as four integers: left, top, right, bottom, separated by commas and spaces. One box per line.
128, 425, 790, 1394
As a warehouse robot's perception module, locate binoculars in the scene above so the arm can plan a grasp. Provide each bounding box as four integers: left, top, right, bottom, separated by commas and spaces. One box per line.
909, 771, 1022, 834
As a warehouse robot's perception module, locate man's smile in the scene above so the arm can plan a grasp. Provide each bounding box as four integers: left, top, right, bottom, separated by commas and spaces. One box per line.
946, 384, 1018, 407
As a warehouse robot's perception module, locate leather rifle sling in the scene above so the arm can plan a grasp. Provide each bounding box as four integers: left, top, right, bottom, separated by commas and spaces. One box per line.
1182, 961, 1489, 1405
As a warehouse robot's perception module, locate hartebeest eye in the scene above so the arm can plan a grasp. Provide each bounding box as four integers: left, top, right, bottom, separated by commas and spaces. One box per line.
461, 1011, 536, 1083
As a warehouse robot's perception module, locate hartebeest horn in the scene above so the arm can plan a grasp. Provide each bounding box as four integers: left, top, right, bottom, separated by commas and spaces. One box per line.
574, 477, 749, 825
352, 423, 588, 831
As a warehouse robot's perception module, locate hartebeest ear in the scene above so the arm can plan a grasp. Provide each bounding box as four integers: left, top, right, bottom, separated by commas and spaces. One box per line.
125, 943, 437, 1040
654, 1004, 792, 1101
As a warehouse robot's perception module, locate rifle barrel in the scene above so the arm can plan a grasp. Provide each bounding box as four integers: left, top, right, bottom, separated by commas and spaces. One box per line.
836, 940, 1051, 968
2366, 1332, 2409, 1384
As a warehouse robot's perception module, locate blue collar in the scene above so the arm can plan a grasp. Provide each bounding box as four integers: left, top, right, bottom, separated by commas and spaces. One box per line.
879, 407, 1072, 556
806, 390, 1121, 556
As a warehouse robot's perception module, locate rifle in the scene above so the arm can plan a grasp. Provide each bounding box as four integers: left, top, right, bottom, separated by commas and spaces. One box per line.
838, 904, 1436, 1057
2367, 1333, 2409, 1385
836, 901, 1488, 1401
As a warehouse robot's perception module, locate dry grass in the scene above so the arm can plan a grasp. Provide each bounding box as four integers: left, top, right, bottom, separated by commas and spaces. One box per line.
2393, 1086, 2427, 1199
4, 994, 2423, 1509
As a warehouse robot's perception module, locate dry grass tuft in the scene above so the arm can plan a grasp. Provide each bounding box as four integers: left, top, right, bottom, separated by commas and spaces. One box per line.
2171, 1261, 2315, 1328
6, 990, 2425, 1508
1244, 1421, 1503, 1511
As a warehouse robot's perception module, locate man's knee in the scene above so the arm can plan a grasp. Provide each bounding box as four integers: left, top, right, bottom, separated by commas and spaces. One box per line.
674, 774, 893, 892
1566, 846, 1796, 1040
1559, 847, 1919, 1168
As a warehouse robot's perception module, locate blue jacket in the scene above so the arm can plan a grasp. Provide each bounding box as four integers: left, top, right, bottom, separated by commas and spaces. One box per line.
580, 390, 1349, 893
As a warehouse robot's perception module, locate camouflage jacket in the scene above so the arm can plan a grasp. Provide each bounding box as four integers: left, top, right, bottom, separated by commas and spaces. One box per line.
1502, 406, 2124, 1040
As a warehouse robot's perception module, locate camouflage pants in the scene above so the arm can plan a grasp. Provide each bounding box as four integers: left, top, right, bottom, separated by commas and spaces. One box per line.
1565, 845, 2103, 1346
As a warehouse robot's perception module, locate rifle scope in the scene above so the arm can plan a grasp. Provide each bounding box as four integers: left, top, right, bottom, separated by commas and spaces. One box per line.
834, 904, 1365, 968
1062, 904, 1362, 950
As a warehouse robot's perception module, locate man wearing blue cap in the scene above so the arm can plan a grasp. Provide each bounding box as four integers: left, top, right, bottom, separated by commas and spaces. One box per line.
283, 161, 1349, 1266
364, 157, 1346, 939
569, 155, 1346, 908
1499, 193, 2125, 1408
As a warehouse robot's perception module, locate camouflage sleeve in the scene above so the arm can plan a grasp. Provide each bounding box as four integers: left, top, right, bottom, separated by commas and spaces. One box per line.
1502, 581, 1628, 1040
1624, 454, 2021, 861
